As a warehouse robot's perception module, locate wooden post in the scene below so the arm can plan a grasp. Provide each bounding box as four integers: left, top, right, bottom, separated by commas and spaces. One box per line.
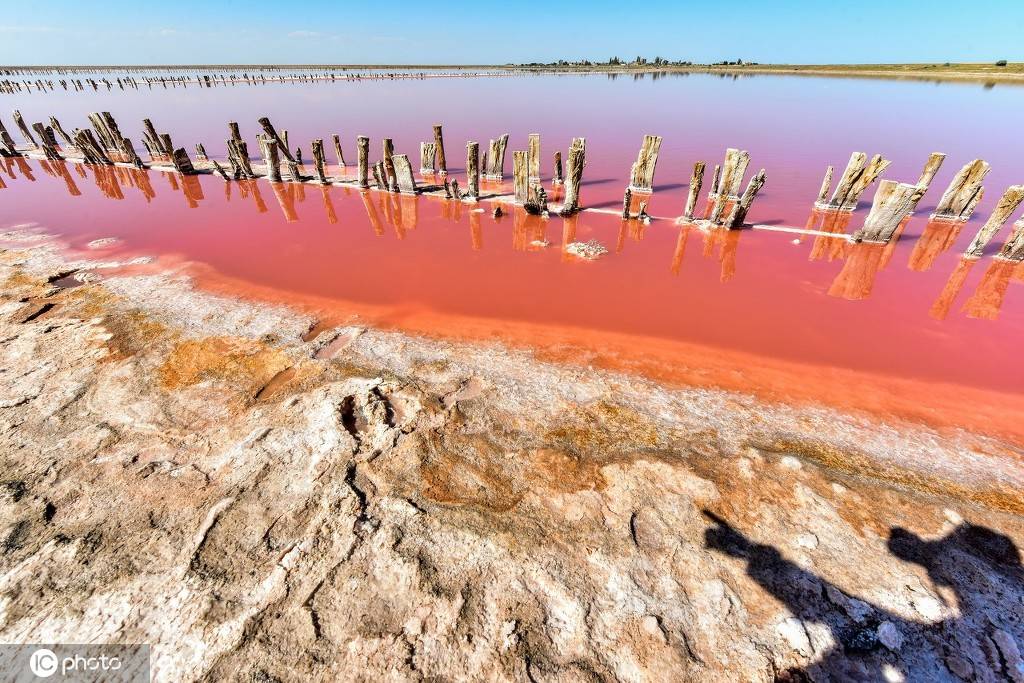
683, 161, 706, 220
553, 151, 563, 185
709, 164, 722, 195
0, 119, 19, 155
229, 121, 242, 144
31, 123, 61, 160
170, 148, 196, 174
357, 136, 370, 188
257, 117, 296, 162
262, 138, 282, 182
466, 141, 480, 200
392, 154, 417, 194
827, 152, 867, 208
513, 150, 529, 204
560, 137, 586, 216
48, 117, 75, 147
120, 138, 144, 168
371, 162, 385, 190
382, 138, 397, 191
194, 143, 208, 161
628, 134, 662, 192
815, 165, 834, 205
932, 159, 990, 221
483, 133, 509, 180
908, 152, 946, 210
527, 133, 541, 182
433, 124, 447, 175
965, 185, 1024, 257
621, 187, 632, 219
420, 141, 436, 174
854, 180, 919, 242
998, 220, 1024, 261
312, 139, 328, 183
726, 169, 767, 228
842, 154, 891, 211
332, 134, 346, 167
13, 110, 37, 146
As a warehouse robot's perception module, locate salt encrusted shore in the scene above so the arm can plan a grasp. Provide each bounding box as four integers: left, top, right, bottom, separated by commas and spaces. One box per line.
1, 237, 1023, 682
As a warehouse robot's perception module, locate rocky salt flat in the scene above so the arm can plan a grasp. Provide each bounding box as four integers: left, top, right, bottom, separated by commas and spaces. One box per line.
1, 237, 1023, 682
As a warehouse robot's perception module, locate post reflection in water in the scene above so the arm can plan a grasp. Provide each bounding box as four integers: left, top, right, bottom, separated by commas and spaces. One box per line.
512, 208, 546, 251
701, 228, 742, 283
963, 259, 1024, 321
827, 219, 906, 301
670, 226, 690, 275
808, 210, 853, 262
908, 218, 964, 272
930, 258, 977, 321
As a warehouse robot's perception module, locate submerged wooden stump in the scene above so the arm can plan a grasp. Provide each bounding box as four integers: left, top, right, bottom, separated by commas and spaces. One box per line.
311, 139, 328, 183
466, 142, 480, 200
357, 136, 370, 188
854, 180, 919, 243
483, 134, 509, 180
683, 161, 706, 220
628, 134, 662, 193
261, 138, 282, 182
908, 152, 946, 210
527, 133, 541, 182
965, 185, 1024, 257
433, 124, 447, 175
726, 169, 767, 228
820, 152, 891, 212
392, 154, 417, 194
998, 220, 1024, 261
560, 137, 586, 216
513, 150, 529, 204
257, 117, 295, 163
420, 141, 437, 174
932, 159, 990, 221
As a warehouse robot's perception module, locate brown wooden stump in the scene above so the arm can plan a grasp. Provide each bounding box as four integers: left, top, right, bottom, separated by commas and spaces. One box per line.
362, 135, 374, 188
513, 150, 529, 204
392, 154, 417, 194
312, 138, 328, 183
257, 117, 296, 162
332, 134, 346, 167
483, 134, 509, 180
683, 161, 706, 220
553, 151, 563, 185
628, 134, 662, 192
560, 137, 586, 216
433, 124, 447, 175
932, 159, 990, 221
466, 141, 480, 200
965, 185, 1024, 257
854, 180, 920, 242
527, 133, 541, 182
726, 169, 767, 228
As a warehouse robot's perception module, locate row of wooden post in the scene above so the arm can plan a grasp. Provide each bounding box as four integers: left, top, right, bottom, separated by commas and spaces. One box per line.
4, 107, 1024, 258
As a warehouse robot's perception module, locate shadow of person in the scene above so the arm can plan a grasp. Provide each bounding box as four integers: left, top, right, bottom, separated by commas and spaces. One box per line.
703, 510, 1024, 681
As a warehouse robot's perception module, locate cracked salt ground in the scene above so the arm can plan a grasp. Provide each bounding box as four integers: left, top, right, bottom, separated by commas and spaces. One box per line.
1, 243, 1023, 681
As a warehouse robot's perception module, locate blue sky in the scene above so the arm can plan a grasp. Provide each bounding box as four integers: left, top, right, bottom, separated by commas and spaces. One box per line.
1, 0, 1022, 65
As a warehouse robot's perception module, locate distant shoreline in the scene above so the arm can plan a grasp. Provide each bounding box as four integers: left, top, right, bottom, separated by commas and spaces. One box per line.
3, 62, 1023, 85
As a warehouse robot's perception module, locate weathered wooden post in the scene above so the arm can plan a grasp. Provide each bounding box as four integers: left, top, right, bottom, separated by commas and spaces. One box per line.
821, 152, 890, 211
965, 185, 1024, 257
853, 180, 919, 242
527, 133, 541, 183
31, 122, 61, 160
683, 161, 706, 220
48, 116, 74, 147
382, 138, 397, 190
357, 135, 370, 188
932, 159, 990, 221
257, 116, 295, 162
0, 119, 20, 155
553, 151, 563, 185
483, 133, 509, 180
513, 150, 529, 204
262, 137, 282, 182
709, 164, 722, 196
997, 220, 1024, 261
13, 110, 37, 146
419, 141, 436, 174
433, 124, 447, 175
119, 138, 144, 168
466, 141, 480, 200
170, 148, 196, 175
311, 139, 328, 183
621, 187, 632, 219
560, 137, 586, 216
815, 166, 834, 205
332, 134, 346, 167
628, 134, 662, 192
392, 154, 417, 194
908, 152, 946, 210
726, 169, 767, 228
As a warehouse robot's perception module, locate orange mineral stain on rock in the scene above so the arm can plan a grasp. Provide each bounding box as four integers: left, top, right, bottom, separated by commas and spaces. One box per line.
158, 336, 293, 396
